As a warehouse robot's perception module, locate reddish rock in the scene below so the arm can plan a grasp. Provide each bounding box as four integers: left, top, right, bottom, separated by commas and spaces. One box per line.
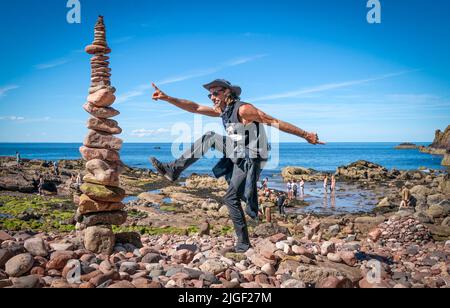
340, 251, 357, 267
0, 231, 14, 242
80, 146, 120, 162
84, 130, 123, 151
79, 282, 96, 288
368, 228, 382, 242
88, 89, 116, 107
46, 254, 72, 271
269, 233, 287, 243
87, 117, 122, 135
173, 249, 195, 264
30, 267, 45, 276
108, 281, 136, 288
78, 195, 125, 215
317, 276, 341, 288
83, 103, 120, 119
85, 44, 111, 55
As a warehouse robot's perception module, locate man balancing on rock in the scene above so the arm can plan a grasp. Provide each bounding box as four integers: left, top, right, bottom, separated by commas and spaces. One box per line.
150, 79, 325, 253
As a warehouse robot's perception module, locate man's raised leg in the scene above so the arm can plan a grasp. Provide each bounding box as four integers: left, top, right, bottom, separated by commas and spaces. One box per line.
151, 131, 228, 181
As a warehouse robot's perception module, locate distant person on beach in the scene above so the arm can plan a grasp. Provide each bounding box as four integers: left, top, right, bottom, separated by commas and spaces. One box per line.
38, 175, 44, 196
299, 178, 305, 198
150, 79, 325, 253
276, 193, 287, 216
75, 172, 82, 190
286, 180, 293, 200
16, 151, 21, 166
400, 187, 412, 209
53, 161, 59, 176
331, 175, 336, 193
264, 187, 272, 199
262, 177, 269, 190
292, 180, 299, 200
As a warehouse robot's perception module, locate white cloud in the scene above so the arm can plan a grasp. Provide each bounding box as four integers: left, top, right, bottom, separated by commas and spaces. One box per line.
131, 128, 170, 137
0, 116, 25, 121
249, 70, 420, 102
35, 58, 70, 70
0, 85, 19, 98
116, 54, 268, 104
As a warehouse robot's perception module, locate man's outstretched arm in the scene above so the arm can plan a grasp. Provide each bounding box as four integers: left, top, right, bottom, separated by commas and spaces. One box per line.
239, 103, 326, 145
151, 83, 220, 117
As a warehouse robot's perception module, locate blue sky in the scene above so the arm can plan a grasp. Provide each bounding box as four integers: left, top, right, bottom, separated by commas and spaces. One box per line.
0, 0, 449, 143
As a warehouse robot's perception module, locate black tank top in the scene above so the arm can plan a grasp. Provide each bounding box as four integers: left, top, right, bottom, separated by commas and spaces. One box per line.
220, 100, 270, 162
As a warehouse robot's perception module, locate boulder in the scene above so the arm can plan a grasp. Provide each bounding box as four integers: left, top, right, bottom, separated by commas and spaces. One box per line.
336, 161, 389, 181
5, 253, 34, 277
84, 226, 115, 255
24, 238, 49, 257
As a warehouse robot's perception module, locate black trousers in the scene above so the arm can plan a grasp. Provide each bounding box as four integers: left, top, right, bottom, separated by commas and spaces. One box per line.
170, 131, 263, 250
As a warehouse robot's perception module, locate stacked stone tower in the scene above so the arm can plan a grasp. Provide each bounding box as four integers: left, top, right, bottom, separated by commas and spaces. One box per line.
77, 16, 126, 254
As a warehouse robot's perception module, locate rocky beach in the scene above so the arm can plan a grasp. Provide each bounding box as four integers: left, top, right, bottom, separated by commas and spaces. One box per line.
0, 154, 449, 288
0, 10, 449, 290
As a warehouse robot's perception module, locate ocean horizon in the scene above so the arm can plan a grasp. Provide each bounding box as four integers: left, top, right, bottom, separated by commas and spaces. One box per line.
0, 142, 444, 177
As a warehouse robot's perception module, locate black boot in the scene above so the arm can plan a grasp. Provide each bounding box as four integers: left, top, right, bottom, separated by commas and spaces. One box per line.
150, 157, 181, 182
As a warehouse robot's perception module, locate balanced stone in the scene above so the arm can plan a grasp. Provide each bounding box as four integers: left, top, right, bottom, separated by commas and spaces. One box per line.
80, 146, 120, 162
84, 226, 115, 255
89, 85, 115, 95
92, 67, 111, 74
92, 73, 112, 79
85, 159, 124, 186
87, 117, 122, 135
91, 77, 110, 84
84, 130, 123, 151
78, 194, 124, 215
93, 40, 107, 47
80, 211, 127, 227
83, 173, 120, 187
80, 183, 125, 203
91, 80, 112, 87
85, 44, 111, 55
79, 15, 126, 254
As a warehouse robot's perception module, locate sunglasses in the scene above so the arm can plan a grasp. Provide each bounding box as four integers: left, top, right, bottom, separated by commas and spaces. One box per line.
208, 89, 225, 99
